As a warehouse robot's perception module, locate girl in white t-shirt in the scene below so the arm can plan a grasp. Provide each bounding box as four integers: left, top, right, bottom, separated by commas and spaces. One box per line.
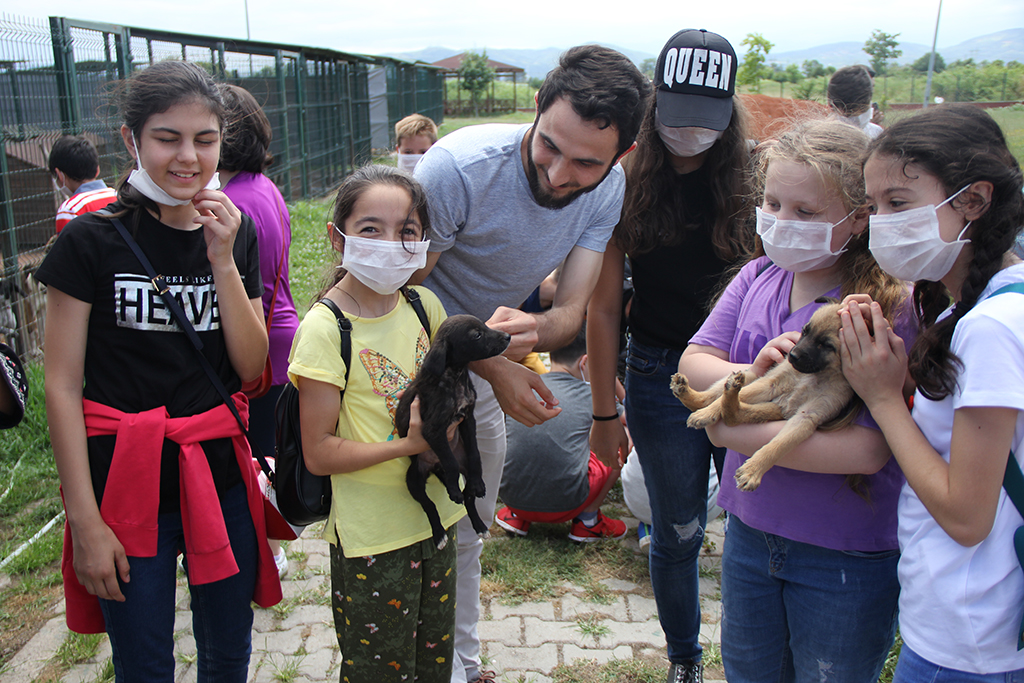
841, 104, 1024, 678
287, 165, 463, 683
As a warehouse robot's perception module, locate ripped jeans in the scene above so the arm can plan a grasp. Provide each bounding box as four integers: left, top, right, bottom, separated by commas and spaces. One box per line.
625, 340, 722, 664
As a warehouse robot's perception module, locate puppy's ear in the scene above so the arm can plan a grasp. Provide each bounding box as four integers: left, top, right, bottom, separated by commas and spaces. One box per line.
814, 296, 839, 305
421, 337, 449, 376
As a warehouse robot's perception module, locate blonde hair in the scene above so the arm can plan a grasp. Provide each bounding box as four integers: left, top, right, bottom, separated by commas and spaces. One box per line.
394, 114, 438, 146
755, 119, 908, 323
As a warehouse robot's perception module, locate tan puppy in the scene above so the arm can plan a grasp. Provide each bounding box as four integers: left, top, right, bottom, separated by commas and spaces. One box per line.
671, 301, 862, 491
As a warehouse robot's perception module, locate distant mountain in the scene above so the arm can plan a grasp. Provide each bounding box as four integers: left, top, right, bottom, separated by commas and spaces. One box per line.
389, 29, 1022, 80
769, 28, 1024, 68
386, 45, 655, 80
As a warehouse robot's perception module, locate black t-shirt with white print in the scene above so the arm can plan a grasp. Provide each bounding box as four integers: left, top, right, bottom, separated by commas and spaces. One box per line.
36, 203, 263, 512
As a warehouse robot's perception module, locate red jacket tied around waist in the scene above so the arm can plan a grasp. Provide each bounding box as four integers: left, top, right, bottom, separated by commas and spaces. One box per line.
62, 395, 282, 633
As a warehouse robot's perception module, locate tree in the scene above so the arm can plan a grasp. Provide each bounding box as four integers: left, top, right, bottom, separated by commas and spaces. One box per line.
738, 33, 775, 92
785, 64, 803, 83
802, 59, 826, 79
863, 30, 902, 75
640, 57, 656, 81
458, 50, 495, 116
912, 52, 945, 73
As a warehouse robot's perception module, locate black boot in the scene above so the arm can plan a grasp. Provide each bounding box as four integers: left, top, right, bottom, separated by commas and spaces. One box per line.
667, 658, 703, 683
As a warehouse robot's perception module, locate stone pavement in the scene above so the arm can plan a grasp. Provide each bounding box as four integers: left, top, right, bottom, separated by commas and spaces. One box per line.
1, 517, 726, 683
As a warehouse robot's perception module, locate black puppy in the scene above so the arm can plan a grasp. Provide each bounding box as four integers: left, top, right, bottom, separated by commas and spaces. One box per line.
394, 314, 510, 549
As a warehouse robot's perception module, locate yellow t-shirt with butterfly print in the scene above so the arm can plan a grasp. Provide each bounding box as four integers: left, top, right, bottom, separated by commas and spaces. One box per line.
286, 285, 466, 557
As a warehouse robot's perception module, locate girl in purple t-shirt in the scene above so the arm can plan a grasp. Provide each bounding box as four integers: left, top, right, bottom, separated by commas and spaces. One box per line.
680, 119, 913, 683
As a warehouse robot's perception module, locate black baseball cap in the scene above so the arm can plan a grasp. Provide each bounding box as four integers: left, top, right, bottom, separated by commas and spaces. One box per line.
654, 29, 737, 131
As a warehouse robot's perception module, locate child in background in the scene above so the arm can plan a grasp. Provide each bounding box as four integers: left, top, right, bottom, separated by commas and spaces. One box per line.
841, 104, 1024, 678
287, 165, 463, 683
48, 135, 117, 233
218, 83, 299, 577
38, 61, 279, 680
680, 119, 913, 682
394, 113, 438, 173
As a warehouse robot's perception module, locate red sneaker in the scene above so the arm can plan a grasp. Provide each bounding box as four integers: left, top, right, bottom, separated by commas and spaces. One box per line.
568, 512, 628, 542
495, 507, 530, 537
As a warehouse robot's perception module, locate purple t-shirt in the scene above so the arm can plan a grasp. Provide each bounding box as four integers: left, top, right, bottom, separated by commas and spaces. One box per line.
223, 172, 299, 386
690, 256, 914, 551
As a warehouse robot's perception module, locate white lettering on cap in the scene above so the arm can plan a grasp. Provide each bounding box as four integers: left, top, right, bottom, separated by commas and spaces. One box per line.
676, 48, 693, 86
689, 49, 708, 86
719, 53, 733, 91
662, 48, 677, 86
706, 51, 721, 88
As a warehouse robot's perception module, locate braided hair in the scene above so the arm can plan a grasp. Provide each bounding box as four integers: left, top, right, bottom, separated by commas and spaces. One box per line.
868, 104, 1024, 400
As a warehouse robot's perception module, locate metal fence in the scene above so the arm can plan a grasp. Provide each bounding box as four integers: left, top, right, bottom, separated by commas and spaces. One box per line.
0, 14, 444, 359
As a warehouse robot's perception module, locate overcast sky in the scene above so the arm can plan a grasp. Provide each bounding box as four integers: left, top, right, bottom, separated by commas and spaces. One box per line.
5, 0, 1021, 57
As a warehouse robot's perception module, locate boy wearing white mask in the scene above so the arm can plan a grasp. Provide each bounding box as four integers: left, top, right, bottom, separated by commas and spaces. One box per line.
394, 113, 438, 174
679, 119, 915, 682
828, 65, 884, 140
47, 135, 117, 233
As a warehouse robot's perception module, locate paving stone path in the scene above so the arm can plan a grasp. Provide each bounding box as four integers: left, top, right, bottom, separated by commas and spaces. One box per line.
1, 517, 726, 683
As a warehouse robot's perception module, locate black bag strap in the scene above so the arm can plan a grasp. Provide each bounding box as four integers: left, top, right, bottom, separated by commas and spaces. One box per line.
105, 214, 277, 481
400, 285, 432, 338
981, 282, 1024, 650
316, 297, 352, 390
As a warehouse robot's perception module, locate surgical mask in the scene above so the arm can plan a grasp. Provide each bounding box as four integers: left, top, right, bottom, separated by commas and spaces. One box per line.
52, 177, 71, 198
337, 230, 430, 295
756, 206, 856, 273
396, 153, 424, 174
127, 133, 220, 207
655, 116, 722, 158
868, 185, 972, 282
841, 109, 873, 131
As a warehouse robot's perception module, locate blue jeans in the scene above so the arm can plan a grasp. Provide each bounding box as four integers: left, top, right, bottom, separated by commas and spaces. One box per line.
625, 339, 722, 664
99, 483, 258, 682
894, 644, 1024, 682
721, 516, 899, 683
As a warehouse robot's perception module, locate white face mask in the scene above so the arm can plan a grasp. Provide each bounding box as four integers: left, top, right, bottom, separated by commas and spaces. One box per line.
396, 153, 424, 174
841, 109, 873, 131
868, 185, 972, 282
655, 115, 722, 158
756, 206, 856, 273
127, 133, 220, 207
52, 177, 72, 198
338, 231, 430, 295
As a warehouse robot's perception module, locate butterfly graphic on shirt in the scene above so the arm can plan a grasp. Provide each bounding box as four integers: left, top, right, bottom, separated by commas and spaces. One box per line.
359, 328, 429, 437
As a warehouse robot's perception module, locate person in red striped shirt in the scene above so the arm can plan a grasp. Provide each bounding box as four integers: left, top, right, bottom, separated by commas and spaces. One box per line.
48, 136, 117, 233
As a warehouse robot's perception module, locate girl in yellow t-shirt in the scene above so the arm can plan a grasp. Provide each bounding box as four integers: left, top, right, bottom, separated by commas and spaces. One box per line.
287, 165, 464, 683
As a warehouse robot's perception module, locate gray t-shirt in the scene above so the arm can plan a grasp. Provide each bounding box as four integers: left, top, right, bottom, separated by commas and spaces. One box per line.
500, 372, 592, 512
414, 123, 624, 319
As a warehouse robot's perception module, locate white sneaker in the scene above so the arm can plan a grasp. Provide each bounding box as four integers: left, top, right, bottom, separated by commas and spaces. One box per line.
274, 550, 289, 579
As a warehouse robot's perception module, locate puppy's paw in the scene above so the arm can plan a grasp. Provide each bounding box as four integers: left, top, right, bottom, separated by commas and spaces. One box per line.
465, 478, 486, 499
687, 405, 720, 429
447, 489, 465, 505
670, 373, 689, 401
436, 533, 449, 550
477, 530, 491, 540
734, 461, 764, 492
724, 371, 747, 393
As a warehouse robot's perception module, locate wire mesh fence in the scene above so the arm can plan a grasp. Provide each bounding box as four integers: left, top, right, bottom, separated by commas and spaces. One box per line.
0, 13, 444, 360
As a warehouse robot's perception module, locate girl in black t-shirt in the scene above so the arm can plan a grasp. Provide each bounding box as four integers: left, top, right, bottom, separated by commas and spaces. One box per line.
38, 61, 277, 681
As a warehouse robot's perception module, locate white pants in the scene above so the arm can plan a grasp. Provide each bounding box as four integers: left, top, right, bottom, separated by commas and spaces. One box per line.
451, 373, 506, 683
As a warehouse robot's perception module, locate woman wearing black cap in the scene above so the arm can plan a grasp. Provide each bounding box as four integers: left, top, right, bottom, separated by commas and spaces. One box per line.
587, 28, 752, 683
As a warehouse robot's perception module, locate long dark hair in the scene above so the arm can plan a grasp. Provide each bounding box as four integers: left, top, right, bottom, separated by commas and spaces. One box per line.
316, 165, 431, 301
870, 104, 1024, 399
112, 61, 224, 226
613, 93, 752, 260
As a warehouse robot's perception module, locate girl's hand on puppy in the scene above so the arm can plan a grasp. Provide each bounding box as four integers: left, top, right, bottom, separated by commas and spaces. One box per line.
402, 396, 430, 454
192, 190, 242, 270
839, 301, 907, 410
750, 331, 801, 376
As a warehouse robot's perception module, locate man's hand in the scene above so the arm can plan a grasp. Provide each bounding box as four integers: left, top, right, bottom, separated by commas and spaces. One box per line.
485, 307, 539, 362
474, 356, 560, 426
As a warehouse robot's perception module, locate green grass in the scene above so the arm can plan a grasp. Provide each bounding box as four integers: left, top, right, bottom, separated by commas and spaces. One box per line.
53, 632, 105, 667
551, 654, 664, 683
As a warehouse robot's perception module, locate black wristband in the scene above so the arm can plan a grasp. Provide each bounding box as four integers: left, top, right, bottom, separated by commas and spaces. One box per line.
592, 413, 619, 422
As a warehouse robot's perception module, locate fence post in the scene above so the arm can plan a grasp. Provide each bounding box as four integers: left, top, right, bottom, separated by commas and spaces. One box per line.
116, 27, 132, 77
49, 16, 82, 135
296, 53, 309, 197
275, 50, 293, 199
0, 140, 17, 282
